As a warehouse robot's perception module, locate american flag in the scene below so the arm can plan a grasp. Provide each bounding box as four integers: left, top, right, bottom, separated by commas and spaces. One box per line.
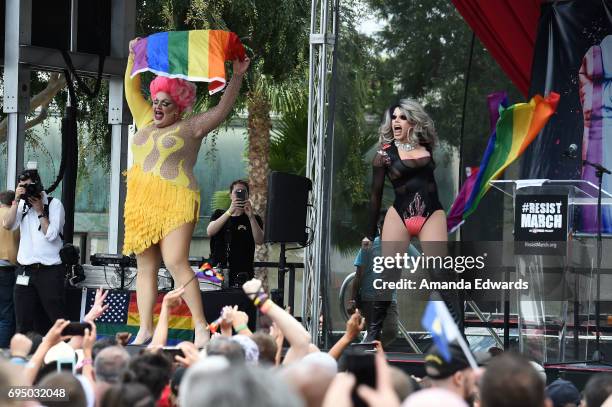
82, 289, 130, 323
79, 288, 195, 345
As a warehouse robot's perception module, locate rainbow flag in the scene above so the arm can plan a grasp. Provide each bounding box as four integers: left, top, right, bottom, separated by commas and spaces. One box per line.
81, 288, 194, 345
447, 92, 507, 232
447, 166, 480, 233
450, 92, 559, 228
131, 30, 246, 94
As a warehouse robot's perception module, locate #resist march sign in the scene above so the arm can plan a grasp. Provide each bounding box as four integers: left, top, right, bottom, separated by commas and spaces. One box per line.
514, 194, 568, 254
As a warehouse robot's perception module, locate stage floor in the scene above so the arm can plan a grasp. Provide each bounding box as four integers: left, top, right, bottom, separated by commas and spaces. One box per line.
77, 264, 220, 292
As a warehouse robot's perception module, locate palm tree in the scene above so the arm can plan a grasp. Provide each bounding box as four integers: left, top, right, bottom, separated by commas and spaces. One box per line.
242, 74, 307, 287
160, 0, 311, 288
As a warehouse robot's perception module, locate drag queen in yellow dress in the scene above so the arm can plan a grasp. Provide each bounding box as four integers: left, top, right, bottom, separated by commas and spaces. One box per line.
123, 38, 250, 346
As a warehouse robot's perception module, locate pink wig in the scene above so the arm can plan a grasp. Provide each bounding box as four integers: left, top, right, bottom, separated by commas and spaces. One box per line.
150, 76, 197, 113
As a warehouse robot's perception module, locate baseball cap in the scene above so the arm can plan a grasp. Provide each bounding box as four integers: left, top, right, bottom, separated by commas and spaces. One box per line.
424, 342, 472, 379
546, 379, 581, 407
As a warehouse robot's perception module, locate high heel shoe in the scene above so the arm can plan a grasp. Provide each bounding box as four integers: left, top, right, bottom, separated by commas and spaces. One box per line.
129, 335, 153, 346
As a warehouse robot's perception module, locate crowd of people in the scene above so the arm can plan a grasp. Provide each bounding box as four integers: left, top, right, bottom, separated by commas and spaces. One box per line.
0, 277, 611, 407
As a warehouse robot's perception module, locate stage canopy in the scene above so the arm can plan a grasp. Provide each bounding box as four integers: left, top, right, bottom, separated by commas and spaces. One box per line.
452, 0, 543, 96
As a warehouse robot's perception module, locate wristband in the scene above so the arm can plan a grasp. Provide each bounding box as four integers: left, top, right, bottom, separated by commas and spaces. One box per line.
234, 324, 248, 332
10, 356, 27, 365
260, 299, 272, 314
208, 316, 224, 333
225, 209, 232, 217
77, 358, 93, 370
253, 291, 269, 307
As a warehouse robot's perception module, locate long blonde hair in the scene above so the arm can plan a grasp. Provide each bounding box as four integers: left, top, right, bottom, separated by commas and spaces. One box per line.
378, 98, 437, 148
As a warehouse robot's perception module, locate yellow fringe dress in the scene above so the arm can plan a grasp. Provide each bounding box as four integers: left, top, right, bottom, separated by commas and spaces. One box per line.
123, 55, 202, 255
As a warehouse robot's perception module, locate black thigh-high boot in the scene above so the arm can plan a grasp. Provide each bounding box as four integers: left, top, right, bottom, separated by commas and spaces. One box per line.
438, 288, 464, 333
364, 300, 391, 342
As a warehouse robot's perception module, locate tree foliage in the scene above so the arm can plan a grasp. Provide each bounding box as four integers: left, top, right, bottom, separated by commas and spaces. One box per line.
136, 0, 309, 101
269, 96, 308, 177
267, 4, 383, 252
365, 0, 522, 165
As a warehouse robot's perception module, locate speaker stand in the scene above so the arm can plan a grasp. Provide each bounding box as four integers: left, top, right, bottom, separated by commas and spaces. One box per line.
276, 243, 288, 310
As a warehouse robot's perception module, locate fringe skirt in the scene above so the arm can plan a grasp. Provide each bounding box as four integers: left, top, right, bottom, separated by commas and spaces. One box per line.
123, 165, 200, 255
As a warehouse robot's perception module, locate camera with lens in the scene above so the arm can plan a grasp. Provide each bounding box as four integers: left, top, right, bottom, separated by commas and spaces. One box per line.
21, 182, 43, 200
18, 170, 43, 201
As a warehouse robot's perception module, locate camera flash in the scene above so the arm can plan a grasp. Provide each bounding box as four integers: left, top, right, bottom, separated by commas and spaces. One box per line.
26, 161, 38, 170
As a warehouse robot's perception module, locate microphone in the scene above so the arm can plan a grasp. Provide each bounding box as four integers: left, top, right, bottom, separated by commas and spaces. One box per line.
563, 144, 578, 159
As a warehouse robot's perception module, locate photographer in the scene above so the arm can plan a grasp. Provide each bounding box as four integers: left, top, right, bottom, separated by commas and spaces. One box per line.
1, 169, 66, 335
207, 180, 264, 287
0, 190, 19, 347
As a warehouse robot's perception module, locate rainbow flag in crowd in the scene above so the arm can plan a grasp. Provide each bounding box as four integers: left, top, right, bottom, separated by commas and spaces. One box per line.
447, 92, 559, 232
80, 288, 194, 345
131, 30, 246, 94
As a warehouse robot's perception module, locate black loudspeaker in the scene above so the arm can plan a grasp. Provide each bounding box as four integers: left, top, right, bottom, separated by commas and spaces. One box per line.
264, 172, 312, 244
31, 0, 111, 55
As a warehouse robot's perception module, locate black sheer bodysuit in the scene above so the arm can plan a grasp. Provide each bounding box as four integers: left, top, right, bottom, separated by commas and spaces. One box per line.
367, 141, 443, 239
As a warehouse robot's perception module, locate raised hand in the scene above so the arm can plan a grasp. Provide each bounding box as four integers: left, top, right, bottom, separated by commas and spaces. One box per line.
220, 305, 235, 336
243, 200, 254, 218
345, 309, 365, 340
10, 334, 33, 358
242, 278, 264, 301
356, 350, 400, 407
85, 288, 110, 322
227, 198, 237, 215
82, 323, 97, 355
43, 319, 72, 347
361, 237, 372, 249
233, 56, 251, 76
129, 37, 141, 55
115, 332, 132, 346
163, 287, 185, 309
176, 341, 201, 367
231, 194, 245, 213
233, 310, 249, 327
15, 185, 26, 200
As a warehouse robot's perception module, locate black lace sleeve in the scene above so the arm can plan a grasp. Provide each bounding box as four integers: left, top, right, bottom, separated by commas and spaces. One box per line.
366, 149, 388, 240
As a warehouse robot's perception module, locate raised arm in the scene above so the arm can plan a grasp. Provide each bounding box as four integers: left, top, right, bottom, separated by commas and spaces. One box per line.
125, 38, 153, 130
243, 279, 312, 363
328, 310, 365, 360
2, 196, 20, 230
151, 287, 185, 347
207, 206, 235, 237
189, 57, 250, 139
365, 151, 387, 241
24, 319, 71, 385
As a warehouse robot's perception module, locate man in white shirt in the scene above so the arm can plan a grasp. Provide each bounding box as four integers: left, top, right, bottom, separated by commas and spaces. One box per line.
2, 169, 66, 335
